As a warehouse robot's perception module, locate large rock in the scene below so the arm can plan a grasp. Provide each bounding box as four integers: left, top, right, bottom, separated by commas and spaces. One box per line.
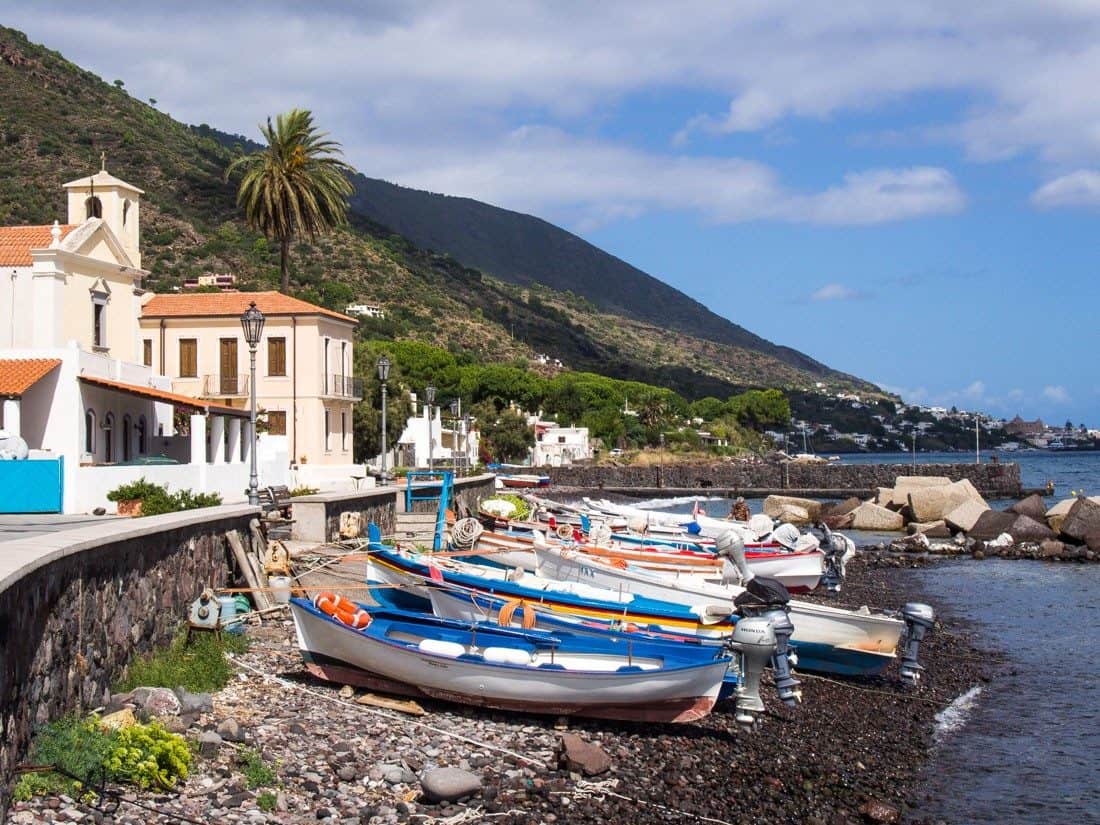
1059, 497, 1100, 543
876, 487, 893, 506
1039, 539, 1064, 558
1008, 514, 1057, 543
1008, 494, 1048, 522
821, 497, 861, 518
908, 520, 951, 538
419, 767, 483, 803
967, 510, 1017, 542
851, 502, 905, 532
1085, 532, 1100, 553
775, 504, 812, 525
763, 495, 822, 522
944, 499, 990, 534
559, 733, 612, 776
888, 476, 951, 507
1046, 498, 1078, 533
907, 486, 953, 522
822, 511, 855, 530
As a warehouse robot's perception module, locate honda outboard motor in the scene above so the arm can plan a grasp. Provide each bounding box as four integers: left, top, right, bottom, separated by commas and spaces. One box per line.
735, 578, 801, 706
818, 523, 857, 594
717, 529, 801, 705
899, 602, 936, 685
725, 616, 776, 727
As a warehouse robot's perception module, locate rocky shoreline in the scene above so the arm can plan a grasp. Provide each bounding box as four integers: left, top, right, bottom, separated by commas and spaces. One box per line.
9, 557, 986, 825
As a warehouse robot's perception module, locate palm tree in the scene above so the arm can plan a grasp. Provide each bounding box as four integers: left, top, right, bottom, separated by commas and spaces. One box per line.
225, 109, 355, 292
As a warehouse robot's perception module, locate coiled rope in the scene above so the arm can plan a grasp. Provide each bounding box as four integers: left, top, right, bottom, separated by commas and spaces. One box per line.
450, 517, 484, 551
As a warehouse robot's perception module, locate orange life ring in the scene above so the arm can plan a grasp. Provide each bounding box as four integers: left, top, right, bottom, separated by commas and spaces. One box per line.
313, 592, 371, 629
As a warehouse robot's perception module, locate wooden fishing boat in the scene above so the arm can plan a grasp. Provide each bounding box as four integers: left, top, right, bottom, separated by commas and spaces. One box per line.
289, 596, 731, 723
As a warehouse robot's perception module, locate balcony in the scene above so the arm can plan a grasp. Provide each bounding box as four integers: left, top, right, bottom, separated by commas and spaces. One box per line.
202, 374, 248, 397
324, 374, 363, 400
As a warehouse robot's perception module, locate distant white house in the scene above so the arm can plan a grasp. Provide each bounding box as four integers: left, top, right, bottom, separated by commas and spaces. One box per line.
345, 303, 385, 319
391, 398, 479, 470
530, 417, 591, 467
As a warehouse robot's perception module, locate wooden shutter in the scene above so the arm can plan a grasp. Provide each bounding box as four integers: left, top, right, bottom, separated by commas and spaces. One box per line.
267, 411, 287, 436
268, 337, 286, 376
179, 339, 197, 377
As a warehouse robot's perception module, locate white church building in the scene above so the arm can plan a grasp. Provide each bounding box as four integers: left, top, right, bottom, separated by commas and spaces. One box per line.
0, 165, 285, 514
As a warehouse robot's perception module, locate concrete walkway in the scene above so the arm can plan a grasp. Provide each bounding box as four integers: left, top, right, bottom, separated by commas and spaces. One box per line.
0, 513, 120, 542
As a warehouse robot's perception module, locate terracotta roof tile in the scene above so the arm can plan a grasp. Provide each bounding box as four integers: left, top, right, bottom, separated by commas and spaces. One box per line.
78, 375, 248, 417
0, 359, 62, 398
141, 291, 356, 323
0, 225, 78, 266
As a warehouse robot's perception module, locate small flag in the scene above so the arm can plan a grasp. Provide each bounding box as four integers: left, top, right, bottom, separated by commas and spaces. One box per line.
548, 515, 557, 529
428, 563, 443, 583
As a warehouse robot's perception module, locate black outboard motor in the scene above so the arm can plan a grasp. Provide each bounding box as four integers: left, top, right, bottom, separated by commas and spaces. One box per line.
899, 602, 936, 685
817, 522, 856, 594
734, 577, 801, 706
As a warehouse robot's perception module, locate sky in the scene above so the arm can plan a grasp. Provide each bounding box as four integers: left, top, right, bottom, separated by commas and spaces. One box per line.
4, 1, 1098, 426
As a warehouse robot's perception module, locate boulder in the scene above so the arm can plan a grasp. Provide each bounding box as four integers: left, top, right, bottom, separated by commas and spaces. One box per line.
1008, 494, 1048, 522
419, 767, 483, 803
174, 688, 213, 715
197, 730, 223, 758
775, 504, 812, 525
851, 502, 905, 532
907, 486, 953, 522
140, 687, 181, 718
876, 487, 893, 506
821, 497, 861, 518
1059, 497, 1100, 543
859, 799, 900, 823
944, 499, 990, 534
216, 718, 246, 742
1039, 539, 1064, 558
889, 476, 951, 507
1008, 514, 1056, 543
908, 520, 951, 538
967, 510, 1016, 542
822, 511, 855, 530
763, 495, 822, 522
558, 733, 612, 776
1046, 498, 1077, 533
947, 478, 987, 507
1087, 532, 1100, 553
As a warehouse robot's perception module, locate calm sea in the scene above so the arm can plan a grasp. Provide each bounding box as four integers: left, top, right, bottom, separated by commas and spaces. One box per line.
643, 450, 1100, 824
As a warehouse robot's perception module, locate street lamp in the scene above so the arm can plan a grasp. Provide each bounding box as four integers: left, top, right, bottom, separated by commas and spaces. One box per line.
240, 301, 265, 506
425, 384, 436, 471
377, 356, 391, 481
450, 398, 462, 475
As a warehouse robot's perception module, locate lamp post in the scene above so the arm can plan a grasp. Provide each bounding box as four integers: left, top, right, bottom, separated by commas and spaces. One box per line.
377, 356, 391, 481
240, 301, 265, 506
425, 384, 436, 471
450, 398, 462, 476
975, 414, 981, 465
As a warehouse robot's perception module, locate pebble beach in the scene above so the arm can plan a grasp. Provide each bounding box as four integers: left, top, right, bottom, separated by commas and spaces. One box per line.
8, 555, 986, 825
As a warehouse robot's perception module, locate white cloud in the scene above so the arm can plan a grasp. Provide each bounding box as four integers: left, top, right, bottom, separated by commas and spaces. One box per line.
1043, 385, 1072, 403
1032, 170, 1100, 208
4, 1, 1096, 227
809, 283, 868, 302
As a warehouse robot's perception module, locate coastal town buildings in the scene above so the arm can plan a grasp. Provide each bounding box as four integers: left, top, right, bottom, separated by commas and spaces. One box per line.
529, 417, 592, 466
391, 396, 480, 470
139, 291, 362, 490
0, 166, 280, 513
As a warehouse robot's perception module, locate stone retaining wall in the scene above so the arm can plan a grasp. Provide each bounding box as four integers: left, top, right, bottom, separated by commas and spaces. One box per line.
0, 505, 259, 818
406, 474, 498, 516
546, 461, 1022, 497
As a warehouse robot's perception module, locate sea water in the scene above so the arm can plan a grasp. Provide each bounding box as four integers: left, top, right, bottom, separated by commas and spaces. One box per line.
643, 451, 1100, 823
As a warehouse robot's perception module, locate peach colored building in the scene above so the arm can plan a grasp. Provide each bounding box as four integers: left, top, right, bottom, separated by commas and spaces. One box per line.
139, 292, 360, 483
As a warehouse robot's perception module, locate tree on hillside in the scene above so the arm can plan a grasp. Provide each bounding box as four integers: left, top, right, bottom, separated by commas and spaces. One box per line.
225, 109, 355, 292
475, 404, 534, 463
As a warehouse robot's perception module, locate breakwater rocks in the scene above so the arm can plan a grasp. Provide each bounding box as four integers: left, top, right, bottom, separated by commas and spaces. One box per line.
8, 560, 980, 825
547, 460, 1022, 498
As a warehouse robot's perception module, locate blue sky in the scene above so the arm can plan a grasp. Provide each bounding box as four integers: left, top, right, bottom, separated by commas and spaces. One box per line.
5, 2, 1098, 425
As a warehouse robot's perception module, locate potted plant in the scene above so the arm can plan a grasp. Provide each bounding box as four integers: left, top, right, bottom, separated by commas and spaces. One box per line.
105, 478, 163, 517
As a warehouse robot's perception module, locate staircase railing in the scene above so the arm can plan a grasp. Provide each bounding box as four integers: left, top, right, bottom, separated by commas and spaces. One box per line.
405, 470, 454, 550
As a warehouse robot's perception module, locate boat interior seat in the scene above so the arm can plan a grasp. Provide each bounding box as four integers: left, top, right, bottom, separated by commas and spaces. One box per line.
616, 665, 645, 673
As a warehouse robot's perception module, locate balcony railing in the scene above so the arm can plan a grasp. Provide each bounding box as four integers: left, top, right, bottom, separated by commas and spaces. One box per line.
324, 374, 363, 400
202, 374, 248, 396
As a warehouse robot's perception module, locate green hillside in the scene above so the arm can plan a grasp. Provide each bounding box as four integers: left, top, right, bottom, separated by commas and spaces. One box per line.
0, 25, 878, 402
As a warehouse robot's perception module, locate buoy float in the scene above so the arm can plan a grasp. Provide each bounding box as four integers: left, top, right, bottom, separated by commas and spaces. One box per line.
313, 592, 371, 629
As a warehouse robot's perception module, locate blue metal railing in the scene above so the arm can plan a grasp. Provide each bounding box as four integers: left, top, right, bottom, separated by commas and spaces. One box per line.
404, 470, 454, 550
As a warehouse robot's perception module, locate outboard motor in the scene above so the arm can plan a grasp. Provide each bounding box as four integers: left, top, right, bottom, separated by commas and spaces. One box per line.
725, 616, 777, 727
818, 523, 857, 594
899, 602, 936, 685
717, 530, 801, 706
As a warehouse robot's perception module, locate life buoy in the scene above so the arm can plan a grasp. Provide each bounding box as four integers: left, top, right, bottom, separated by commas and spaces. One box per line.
497, 599, 536, 629
313, 592, 371, 629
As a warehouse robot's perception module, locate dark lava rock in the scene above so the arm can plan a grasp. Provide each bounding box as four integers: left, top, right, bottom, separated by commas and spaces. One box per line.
1008, 514, 1056, 543
967, 510, 1016, 541
1040, 539, 1065, 558
1060, 497, 1100, 542
559, 733, 611, 776
1008, 493, 1048, 521
823, 497, 862, 517
1086, 532, 1100, 553
419, 767, 482, 803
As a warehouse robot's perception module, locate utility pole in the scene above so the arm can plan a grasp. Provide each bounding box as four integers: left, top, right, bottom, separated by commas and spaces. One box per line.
975, 414, 981, 464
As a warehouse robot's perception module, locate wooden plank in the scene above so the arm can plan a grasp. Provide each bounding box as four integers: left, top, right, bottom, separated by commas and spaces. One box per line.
354, 692, 426, 716
227, 529, 273, 611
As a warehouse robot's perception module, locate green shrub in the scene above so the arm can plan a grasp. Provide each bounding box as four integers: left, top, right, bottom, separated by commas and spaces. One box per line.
115, 629, 248, 694
106, 478, 222, 516
257, 790, 278, 811
238, 747, 276, 788
289, 485, 319, 497
14, 715, 191, 800
485, 493, 531, 521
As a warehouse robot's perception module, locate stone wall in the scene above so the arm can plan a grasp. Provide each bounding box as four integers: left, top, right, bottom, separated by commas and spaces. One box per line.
406, 474, 497, 516
292, 488, 397, 544
546, 461, 1021, 497
0, 505, 258, 818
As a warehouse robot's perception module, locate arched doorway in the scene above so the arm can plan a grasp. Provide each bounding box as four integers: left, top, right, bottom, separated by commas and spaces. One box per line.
122, 415, 132, 462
